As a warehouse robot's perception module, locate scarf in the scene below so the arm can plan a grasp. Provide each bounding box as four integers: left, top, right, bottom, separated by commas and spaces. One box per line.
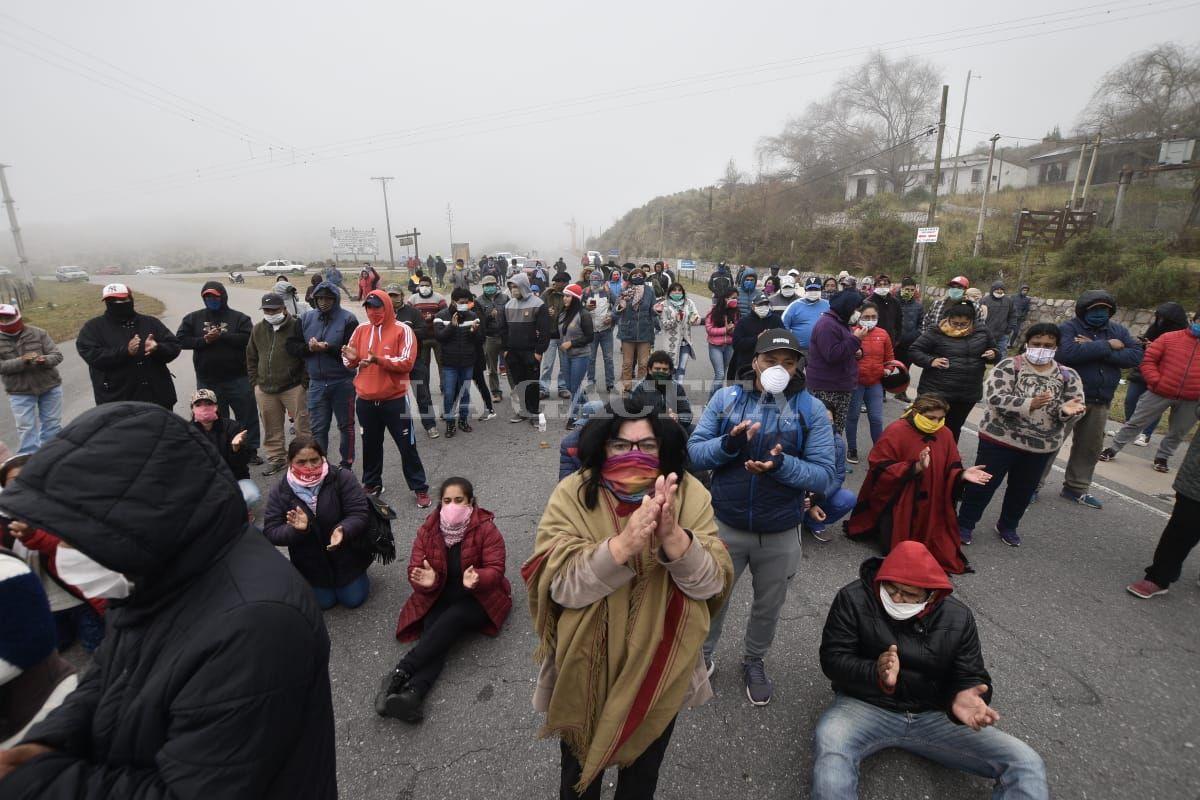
599, 451, 660, 504
938, 318, 972, 338
439, 502, 473, 547
521, 472, 733, 793
286, 461, 328, 511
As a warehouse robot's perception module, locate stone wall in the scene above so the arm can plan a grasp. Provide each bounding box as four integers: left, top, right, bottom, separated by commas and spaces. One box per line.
923, 286, 1157, 335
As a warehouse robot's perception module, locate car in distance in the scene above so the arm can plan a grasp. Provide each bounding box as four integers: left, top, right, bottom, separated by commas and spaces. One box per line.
96, 265, 121, 276
135, 265, 164, 275
256, 259, 307, 276
55, 266, 89, 282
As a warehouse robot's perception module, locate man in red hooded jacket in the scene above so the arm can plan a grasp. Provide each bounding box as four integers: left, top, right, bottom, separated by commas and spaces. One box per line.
812, 541, 1048, 799
342, 290, 430, 508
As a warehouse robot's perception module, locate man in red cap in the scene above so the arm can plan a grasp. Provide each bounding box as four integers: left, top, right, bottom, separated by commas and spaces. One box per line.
812, 541, 1048, 798
76, 283, 181, 409
921, 276, 985, 334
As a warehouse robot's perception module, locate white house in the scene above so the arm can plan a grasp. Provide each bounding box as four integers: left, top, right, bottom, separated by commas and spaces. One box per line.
845, 154, 1028, 202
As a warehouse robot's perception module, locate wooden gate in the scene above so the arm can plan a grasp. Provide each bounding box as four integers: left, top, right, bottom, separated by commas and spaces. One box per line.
1013, 207, 1097, 249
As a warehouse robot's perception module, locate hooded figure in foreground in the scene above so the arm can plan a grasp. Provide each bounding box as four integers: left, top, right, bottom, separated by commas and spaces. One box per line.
812, 541, 1048, 799
0, 402, 337, 799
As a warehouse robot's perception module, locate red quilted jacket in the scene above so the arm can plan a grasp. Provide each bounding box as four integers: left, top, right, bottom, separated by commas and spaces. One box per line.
395, 506, 512, 642
853, 326, 896, 386
1141, 329, 1200, 401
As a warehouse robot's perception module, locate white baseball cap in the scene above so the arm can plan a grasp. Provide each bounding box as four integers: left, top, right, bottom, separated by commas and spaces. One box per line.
101, 283, 131, 300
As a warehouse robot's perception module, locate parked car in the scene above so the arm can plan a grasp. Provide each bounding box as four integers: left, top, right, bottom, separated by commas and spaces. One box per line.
96, 265, 121, 276
0, 267, 12, 277
135, 265, 164, 275
256, 259, 307, 275
55, 266, 89, 282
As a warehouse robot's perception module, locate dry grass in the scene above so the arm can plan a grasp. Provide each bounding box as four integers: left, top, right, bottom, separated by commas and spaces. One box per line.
20, 280, 166, 342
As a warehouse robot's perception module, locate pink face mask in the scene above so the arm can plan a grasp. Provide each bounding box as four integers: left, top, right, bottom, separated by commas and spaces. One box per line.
193, 405, 218, 423
440, 502, 472, 527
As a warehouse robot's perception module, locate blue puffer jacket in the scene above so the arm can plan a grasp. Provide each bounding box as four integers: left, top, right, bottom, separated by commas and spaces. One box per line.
688, 374, 836, 533
615, 286, 658, 342
298, 281, 359, 383
735, 270, 759, 317
1056, 290, 1143, 404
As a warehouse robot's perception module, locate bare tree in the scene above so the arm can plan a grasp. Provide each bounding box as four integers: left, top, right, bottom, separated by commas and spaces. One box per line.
1079, 43, 1200, 138
759, 52, 940, 197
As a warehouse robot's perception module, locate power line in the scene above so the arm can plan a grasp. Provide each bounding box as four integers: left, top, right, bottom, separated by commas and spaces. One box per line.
47, 0, 1200, 200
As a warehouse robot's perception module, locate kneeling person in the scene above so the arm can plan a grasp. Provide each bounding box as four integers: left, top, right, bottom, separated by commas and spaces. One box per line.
813, 541, 1048, 799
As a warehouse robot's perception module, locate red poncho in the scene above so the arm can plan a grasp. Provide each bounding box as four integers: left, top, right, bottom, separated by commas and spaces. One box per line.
847, 417, 969, 574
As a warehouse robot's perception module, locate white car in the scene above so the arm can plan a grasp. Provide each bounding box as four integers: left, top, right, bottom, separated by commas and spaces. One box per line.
135, 265, 164, 275
55, 266, 89, 282
256, 259, 307, 276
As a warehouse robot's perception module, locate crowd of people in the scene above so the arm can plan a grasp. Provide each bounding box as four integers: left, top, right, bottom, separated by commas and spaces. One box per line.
0, 254, 1196, 799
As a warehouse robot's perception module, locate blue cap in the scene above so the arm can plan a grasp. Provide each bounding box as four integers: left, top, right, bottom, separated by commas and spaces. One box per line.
804, 277, 823, 291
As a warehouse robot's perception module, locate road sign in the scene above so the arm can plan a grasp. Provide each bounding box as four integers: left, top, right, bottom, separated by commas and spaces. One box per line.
607, 248, 620, 258
394, 235, 415, 247
916, 226, 940, 243
330, 227, 378, 257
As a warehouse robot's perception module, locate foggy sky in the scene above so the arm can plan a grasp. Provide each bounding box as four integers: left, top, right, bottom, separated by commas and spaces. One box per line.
2, 0, 1197, 268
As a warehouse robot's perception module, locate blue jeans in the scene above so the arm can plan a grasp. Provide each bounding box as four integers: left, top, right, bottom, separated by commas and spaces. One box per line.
957, 438, 1052, 534
311, 572, 370, 610
8, 385, 62, 455
588, 327, 616, 390
441, 365, 474, 422
539, 339, 568, 392
810, 488, 857, 534
812, 693, 1049, 800
995, 333, 1010, 354
306, 378, 356, 466
708, 343, 732, 395
197, 376, 260, 453
1124, 380, 1161, 438
563, 352, 591, 422
846, 383, 884, 452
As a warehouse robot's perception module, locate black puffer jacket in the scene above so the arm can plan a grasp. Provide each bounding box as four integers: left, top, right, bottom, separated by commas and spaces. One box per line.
192, 417, 251, 480
76, 304, 182, 408
175, 281, 253, 382
819, 557, 993, 716
909, 325, 997, 403
262, 466, 371, 589
432, 306, 482, 368
0, 403, 336, 799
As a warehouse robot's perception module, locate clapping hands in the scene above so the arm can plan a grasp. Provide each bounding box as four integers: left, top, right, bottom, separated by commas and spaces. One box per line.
608, 473, 690, 565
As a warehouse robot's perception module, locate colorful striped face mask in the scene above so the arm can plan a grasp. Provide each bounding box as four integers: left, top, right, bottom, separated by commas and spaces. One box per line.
600, 451, 660, 504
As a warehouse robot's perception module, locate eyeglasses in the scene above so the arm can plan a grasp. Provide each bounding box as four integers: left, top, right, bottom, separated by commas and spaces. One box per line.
882, 581, 931, 604
606, 438, 660, 455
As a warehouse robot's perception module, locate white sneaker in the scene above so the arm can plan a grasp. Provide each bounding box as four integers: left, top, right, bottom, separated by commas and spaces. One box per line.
1133, 433, 1150, 447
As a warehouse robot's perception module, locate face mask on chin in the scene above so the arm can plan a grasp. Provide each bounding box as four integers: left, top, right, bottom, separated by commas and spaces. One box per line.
56, 546, 134, 599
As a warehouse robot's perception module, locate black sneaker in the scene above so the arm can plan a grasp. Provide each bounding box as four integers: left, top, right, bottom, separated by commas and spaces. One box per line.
262, 460, 286, 477
248, 453, 265, 466
364, 485, 384, 497
374, 668, 411, 716
445, 420, 456, 439
1098, 447, 1117, 462
742, 658, 773, 706
846, 449, 859, 464
1153, 457, 1169, 473
458, 420, 473, 433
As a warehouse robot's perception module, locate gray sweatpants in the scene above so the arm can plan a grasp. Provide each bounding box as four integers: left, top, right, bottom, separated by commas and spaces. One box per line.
703, 519, 802, 662
1109, 390, 1199, 463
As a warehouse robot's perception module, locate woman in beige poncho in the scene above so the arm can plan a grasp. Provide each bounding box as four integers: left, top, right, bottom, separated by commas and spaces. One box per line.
523, 402, 733, 799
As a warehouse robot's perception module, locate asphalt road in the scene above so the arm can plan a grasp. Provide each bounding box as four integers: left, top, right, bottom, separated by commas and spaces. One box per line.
11, 274, 1199, 799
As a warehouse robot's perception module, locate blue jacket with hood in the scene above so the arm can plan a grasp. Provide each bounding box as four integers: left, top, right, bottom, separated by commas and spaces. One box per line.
296, 282, 359, 383
688, 370, 836, 533
735, 269, 759, 317
1056, 289, 1143, 404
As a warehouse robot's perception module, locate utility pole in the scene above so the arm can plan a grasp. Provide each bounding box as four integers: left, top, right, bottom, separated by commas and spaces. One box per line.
1079, 131, 1102, 209
973, 134, 1001, 257
1068, 141, 1087, 209
0, 164, 32, 291
371, 177, 396, 271
659, 207, 665, 262
1113, 165, 1133, 231
446, 203, 454, 253
917, 84, 949, 301
948, 70, 975, 196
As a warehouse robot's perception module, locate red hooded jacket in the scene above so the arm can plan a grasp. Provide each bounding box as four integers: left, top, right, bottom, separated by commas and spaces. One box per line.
343, 289, 418, 401
1140, 328, 1200, 401
853, 325, 895, 386
395, 506, 512, 642
874, 540, 954, 615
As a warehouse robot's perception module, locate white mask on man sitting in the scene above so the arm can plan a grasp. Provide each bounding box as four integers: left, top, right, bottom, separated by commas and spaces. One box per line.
753, 305, 770, 319
879, 586, 928, 620
56, 546, 134, 599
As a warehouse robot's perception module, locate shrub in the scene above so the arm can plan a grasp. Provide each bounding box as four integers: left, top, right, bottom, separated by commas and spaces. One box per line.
1112, 263, 1197, 309
850, 214, 912, 273
938, 256, 1000, 287
1052, 230, 1124, 293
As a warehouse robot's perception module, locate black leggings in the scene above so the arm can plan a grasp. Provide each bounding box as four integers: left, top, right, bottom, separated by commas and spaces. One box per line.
397, 594, 489, 696
472, 353, 494, 413
1145, 492, 1200, 588
559, 716, 677, 800
945, 400, 976, 442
